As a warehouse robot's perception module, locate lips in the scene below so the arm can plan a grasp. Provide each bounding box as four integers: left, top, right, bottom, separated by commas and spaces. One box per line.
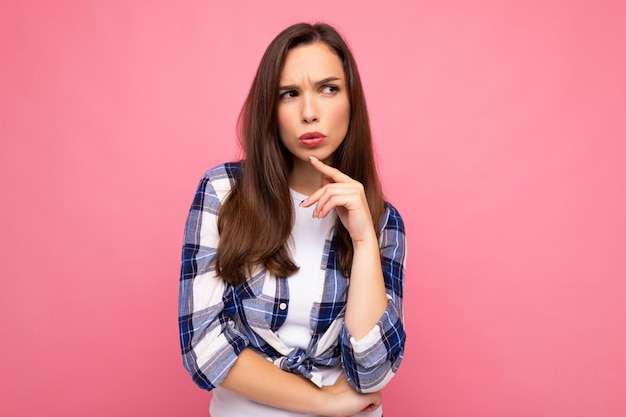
298, 132, 326, 147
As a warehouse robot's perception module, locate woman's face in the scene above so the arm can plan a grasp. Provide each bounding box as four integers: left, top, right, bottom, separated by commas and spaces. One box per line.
277, 42, 350, 164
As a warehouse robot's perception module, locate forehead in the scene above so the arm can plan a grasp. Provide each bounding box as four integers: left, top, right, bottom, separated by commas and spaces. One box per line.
280, 42, 344, 82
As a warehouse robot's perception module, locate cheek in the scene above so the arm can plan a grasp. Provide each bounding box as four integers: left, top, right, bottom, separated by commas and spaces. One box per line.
333, 101, 350, 129
277, 109, 291, 135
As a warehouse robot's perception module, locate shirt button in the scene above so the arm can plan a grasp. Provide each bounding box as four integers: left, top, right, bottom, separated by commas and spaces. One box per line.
279, 302, 287, 310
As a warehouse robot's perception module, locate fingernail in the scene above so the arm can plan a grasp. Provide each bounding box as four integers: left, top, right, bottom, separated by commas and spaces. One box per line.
299, 199, 306, 206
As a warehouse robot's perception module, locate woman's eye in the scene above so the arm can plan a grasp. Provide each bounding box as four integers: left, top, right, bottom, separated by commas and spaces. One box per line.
280, 90, 298, 100
321, 85, 339, 94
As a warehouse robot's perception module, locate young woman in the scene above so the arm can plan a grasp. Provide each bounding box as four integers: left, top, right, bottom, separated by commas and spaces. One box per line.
179, 22, 406, 417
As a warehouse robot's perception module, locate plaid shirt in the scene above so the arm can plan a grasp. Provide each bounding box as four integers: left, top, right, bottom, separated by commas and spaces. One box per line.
179, 162, 406, 393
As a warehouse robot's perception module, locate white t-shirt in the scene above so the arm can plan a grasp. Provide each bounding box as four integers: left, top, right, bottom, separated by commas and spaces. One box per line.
276, 188, 335, 349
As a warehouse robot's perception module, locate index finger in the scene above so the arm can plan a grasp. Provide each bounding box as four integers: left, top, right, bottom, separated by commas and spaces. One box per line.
309, 156, 353, 183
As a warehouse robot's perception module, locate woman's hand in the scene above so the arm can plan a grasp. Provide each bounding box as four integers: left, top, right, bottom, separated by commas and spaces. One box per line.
300, 156, 376, 244
319, 373, 382, 417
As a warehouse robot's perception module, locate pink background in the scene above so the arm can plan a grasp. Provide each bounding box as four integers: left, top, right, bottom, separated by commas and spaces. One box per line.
1, 1, 625, 416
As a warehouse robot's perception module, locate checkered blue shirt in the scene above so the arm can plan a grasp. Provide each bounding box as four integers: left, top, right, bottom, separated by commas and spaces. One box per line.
179, 162, 406, 393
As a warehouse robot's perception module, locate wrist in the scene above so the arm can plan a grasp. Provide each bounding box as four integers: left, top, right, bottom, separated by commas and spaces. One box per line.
351, 231, 378, 250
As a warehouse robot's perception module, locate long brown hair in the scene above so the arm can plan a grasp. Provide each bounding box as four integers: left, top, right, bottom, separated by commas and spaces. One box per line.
215, 22, 385, 285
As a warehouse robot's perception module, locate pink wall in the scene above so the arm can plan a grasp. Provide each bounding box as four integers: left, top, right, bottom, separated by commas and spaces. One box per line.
1, 1, 624, 416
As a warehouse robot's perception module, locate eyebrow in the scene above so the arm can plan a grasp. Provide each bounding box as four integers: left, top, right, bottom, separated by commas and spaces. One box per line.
278, 76, 343, 91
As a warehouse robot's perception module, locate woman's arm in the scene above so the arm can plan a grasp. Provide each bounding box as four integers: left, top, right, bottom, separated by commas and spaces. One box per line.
220, 348, 381, 417
345, 232, 388, 338
179, 166, 249, 390
341, 203, 406, 392
302, 157, 407, 393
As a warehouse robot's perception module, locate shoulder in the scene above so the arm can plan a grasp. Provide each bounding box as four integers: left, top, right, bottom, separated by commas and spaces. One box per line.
381, 201, 405, 233
196, 161, 243, 199
200, 161, 243, 184
189, 161, 242, 210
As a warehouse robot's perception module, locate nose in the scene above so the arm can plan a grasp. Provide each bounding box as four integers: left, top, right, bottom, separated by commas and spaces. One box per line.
301, 94, 318, 123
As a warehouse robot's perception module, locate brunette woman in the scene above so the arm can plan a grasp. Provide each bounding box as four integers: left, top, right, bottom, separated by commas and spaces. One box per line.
179, 22, 406, 417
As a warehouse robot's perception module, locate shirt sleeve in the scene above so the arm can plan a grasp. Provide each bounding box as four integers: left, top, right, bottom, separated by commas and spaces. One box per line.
339, 202, 407, 393
178, 166, 249, 391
